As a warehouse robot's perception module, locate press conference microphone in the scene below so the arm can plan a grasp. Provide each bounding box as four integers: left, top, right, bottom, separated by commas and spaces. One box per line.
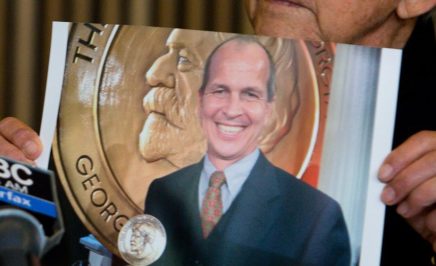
0, 209, 45, 265
0, 156, 64, 266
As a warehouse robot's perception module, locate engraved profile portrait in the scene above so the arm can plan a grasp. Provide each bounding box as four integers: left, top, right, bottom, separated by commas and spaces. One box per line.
130, 222, 152, 257
118, 215, 166, 264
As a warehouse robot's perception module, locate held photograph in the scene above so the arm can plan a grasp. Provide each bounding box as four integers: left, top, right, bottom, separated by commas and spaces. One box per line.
39, 22, 401, 265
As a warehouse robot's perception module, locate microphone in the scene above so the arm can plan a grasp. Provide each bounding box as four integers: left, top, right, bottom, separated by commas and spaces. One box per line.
0, 156, 64, 265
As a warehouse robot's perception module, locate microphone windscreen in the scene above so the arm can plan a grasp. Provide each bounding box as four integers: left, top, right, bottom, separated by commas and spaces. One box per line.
0, 156, 64, 256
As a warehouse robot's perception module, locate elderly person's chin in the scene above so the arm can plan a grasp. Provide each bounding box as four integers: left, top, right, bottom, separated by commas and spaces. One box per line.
139, 119, 206, 168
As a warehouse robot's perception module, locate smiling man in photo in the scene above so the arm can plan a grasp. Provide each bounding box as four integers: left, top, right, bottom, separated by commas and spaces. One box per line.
145, 36, 350, 266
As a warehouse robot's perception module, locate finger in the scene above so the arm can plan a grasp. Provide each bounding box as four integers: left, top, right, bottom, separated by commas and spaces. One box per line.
406, 209, 432, 241
426, 209, 436, 236
402, 209, 436, 252
381, 149, 436, 205
424, 210, 436, 252
0, 135, 34, 164
378, 131, 436, 182
396, 177, 436, 218
433, 240, 436, 253
0, 117, 42, 160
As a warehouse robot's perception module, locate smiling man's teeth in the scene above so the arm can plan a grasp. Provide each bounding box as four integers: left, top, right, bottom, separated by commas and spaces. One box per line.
218, 124, 243, 134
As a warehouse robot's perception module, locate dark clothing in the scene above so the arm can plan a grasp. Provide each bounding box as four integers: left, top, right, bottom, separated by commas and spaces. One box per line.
381, 17, 436, 266
145, 153, 351, 266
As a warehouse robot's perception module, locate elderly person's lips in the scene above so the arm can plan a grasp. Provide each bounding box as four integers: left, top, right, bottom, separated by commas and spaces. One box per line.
267, 0, 306, 8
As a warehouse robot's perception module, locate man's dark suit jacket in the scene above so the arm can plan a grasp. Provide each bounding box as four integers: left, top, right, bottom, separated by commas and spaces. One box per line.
145, 153, 351, 266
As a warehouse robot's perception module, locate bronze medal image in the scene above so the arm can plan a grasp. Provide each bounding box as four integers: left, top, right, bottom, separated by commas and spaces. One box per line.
53, 23, 333, 257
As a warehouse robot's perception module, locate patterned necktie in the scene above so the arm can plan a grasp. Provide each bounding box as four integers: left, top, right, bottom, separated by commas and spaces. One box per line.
201, 171, 226, 238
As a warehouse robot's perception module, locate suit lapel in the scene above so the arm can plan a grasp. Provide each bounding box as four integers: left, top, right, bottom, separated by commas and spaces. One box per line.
211, 153, 281, 249
172, 160, 204, 244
